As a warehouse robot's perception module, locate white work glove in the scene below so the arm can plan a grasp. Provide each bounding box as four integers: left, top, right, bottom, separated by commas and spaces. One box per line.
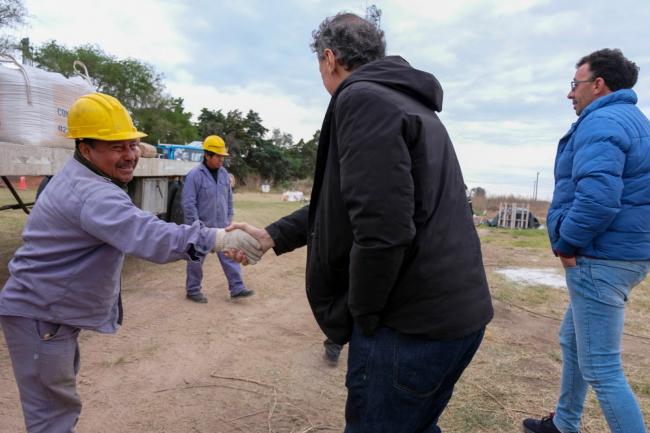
213, 229, 263, 264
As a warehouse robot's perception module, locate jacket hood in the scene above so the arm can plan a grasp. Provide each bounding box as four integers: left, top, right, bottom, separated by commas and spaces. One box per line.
337, 56, 444, 112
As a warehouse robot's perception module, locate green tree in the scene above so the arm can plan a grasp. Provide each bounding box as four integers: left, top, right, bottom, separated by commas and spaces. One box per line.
196, 108, 226, 138
299, 130, 319, 177
133, 97, 199, 144
196, 108, 260, 180
470, 186, 486, 197
0, 0, 28, 53
31, 41, 164, 112
30, 40, 200, 144
246, 137, 294, 183
244, 110, 268, 139
271, 128, 295, 149
285, 130, 319, 179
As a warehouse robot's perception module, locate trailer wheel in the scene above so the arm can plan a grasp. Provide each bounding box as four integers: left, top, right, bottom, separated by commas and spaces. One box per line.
35, 176, 53, 201
162, 183, 179, 222
169, 184, 185, 225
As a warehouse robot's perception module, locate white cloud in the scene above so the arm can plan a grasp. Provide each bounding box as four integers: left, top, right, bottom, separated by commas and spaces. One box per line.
9, 0, 650, 197
167, 76, 325, 142
23, 0, 191, 69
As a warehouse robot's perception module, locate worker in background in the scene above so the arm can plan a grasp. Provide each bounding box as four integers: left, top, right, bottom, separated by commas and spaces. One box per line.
0, 93, 262, 433
181, 135, 255, 302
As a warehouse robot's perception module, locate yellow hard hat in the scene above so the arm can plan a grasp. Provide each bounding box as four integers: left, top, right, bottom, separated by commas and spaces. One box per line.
66, 93, 147, 141
202, 135, 229, 156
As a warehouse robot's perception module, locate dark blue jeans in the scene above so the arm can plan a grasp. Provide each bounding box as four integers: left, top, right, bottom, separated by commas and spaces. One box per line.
345, 325, 485, 433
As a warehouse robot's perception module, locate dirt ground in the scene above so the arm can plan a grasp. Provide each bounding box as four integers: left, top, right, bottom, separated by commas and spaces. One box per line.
0, 191, 649, 432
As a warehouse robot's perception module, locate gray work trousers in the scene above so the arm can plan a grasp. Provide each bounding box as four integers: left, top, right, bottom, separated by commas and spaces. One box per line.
186, 251, 245, 296
0, 315, 82, 433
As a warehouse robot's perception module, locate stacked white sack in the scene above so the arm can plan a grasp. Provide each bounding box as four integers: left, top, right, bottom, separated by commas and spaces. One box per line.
0, 59, 95, 149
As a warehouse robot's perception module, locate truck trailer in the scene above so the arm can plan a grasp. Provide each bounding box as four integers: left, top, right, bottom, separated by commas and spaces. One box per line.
0, 140, 198, 224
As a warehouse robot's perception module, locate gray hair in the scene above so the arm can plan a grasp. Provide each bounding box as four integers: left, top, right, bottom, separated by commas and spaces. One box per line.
310, 12, 386, 71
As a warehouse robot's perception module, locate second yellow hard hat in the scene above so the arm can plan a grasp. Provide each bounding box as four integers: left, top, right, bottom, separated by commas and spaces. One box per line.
202, 135, 229, 156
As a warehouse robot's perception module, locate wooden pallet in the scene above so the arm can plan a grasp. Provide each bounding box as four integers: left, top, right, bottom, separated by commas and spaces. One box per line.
497, 202, 530, 229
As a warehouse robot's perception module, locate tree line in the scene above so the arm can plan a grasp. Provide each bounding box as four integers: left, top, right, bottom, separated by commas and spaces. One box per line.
28, 40, 319, 184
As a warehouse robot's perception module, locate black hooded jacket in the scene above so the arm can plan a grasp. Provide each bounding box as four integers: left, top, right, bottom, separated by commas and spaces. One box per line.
266, 56, 493, 345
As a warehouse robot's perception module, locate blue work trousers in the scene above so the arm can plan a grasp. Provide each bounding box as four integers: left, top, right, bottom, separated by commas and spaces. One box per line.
0, 315, 81, 433
344, 324, 485, 432
554, 256, 650, 433
185, 251, 245, 297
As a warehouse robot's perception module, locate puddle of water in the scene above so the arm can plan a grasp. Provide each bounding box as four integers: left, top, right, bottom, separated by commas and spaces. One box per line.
496, 268, 567, 289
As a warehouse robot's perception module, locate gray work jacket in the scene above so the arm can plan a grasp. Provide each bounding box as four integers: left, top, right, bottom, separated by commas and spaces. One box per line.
0, 158, 215, 333
181, 163, 234, 228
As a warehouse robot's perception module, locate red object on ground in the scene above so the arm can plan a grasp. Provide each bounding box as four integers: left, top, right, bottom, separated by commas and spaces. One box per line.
18, 176, 26, 190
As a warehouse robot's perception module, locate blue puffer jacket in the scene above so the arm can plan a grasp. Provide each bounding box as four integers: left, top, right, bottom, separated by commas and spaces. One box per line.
547, 89, 650, 260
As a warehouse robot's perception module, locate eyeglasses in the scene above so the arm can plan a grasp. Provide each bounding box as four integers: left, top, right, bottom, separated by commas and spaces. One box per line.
571, 80, 595, 91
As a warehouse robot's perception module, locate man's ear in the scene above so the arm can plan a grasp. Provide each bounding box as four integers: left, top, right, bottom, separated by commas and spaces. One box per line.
594, 77, 611, 95
324, 49, 336, 73
78, 142, 93, 162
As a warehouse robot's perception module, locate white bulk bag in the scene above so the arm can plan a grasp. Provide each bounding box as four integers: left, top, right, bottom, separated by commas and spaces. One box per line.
282, 190, 304, 202
0, 54, 96, 149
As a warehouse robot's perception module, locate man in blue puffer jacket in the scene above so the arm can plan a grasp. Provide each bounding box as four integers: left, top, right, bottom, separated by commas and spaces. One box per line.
524, 49, 650, 433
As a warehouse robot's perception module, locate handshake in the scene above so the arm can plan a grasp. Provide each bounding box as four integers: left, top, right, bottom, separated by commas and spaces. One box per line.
212, 223, 275, 265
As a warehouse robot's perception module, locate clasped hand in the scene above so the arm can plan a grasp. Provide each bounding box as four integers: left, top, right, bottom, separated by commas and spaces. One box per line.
213, 223, 275, 266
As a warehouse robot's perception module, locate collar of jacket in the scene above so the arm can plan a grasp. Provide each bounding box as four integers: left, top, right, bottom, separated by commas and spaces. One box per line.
562, 89, 638, 139
73, 147, 129, 192
578, 88, 638, 121
198, 160, 220, 184
202, 157, 219, 174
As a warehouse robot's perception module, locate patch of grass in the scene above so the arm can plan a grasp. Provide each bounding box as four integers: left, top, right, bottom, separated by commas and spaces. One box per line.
479, 227, 551, 251
452, 405, 511, 431
0, 188, 37, 207
492, 284, 515, 303
489, 273, 566, 321
522, 286, 553, 305
549, 350, 562, 364
631, 382, 650, 397
103, 355, 125, 367
233, 193, 304, 228
629, 282, 650, 315
0, 191, 31, 287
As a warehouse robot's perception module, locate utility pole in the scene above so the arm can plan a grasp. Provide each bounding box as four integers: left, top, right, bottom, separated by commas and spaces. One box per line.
365, 4, 382, 28
533, 181, 536, 201
20, 38, 32, 66
533, 172, 540, 201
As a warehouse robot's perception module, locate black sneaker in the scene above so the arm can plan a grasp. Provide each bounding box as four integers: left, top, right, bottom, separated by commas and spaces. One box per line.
523, 413, 578, 433
231, 289, 255, 299
186, 293, 208, 303
322, 352, 339, 367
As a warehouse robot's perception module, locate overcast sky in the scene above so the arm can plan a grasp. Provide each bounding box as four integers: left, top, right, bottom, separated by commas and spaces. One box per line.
10, 0, 650, 199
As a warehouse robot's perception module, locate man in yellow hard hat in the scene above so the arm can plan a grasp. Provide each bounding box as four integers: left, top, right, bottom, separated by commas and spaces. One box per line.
181, 135, 255, 302
0, 93, 262, 432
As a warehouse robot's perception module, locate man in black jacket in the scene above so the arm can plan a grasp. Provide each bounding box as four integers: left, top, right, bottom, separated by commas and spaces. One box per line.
227, 12, 493, 432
